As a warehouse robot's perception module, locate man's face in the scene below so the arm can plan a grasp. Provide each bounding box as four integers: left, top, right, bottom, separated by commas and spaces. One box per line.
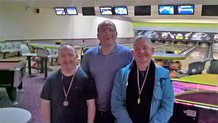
58, 46, 77, 70
132, 39, 154, 64
97, 23, 117, 47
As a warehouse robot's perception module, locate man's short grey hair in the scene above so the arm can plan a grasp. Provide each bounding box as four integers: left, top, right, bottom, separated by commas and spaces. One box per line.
133, 35, 153, 47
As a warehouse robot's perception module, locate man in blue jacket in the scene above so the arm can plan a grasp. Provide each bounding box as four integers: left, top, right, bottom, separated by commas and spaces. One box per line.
111, 35, 174, 123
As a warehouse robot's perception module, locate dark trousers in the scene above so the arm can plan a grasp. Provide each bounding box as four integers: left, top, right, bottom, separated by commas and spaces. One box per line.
94, 110, 115, 123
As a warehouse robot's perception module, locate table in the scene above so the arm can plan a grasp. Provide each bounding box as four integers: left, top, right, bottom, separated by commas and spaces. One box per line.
0, 107, 31, 123
172, 74, 218, 111
0, 60, 26, 104
21, 53, 37, 76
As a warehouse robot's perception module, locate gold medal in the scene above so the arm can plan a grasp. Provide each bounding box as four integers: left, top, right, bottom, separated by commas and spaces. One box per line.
137, 64, 150, 105
137, 97, 141, 104
63, 100, 69, 106
62, 67, 78, 107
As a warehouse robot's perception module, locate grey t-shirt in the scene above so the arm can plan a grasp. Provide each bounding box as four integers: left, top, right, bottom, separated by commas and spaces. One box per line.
40, 67, 97, 123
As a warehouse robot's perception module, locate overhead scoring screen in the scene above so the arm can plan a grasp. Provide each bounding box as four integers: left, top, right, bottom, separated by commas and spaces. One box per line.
158, 5, 174, 15
54, 8, 66, 15
65, 7, 78, 15
99, 6, 113, 15
113, 6, 128, 15
177, 5, 194, 15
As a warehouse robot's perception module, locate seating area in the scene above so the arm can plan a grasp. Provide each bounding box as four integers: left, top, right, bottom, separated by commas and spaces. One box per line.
207, 59, 218, 74
0, 42, 22, 59
0, 42, 59, 79
36, 47, 57, 78
19, 43, 59, 78
46, 48, 58, 66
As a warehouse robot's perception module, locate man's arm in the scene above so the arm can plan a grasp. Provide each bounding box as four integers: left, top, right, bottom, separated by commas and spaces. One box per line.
150, 77, 174, 123
41, 99, 51, 123
111, 71, 132, 123
81, 53, 89, 72
87, 99, 96, 123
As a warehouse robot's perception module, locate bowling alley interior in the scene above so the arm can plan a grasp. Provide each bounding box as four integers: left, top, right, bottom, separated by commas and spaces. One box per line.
0, 0, 217, 123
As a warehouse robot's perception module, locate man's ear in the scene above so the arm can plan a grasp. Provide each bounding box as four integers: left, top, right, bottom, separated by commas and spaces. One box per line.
57, 56, 60, 63
131, 48, 134, 54
115, 32, 118, 37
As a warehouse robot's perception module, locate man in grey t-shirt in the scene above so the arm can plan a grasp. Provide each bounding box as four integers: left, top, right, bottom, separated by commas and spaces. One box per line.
40, 44, 97, 123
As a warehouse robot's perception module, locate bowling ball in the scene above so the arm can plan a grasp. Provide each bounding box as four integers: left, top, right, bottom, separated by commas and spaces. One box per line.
191, 69, 197, 73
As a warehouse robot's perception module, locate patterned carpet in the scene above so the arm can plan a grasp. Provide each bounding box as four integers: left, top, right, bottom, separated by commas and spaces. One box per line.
0, 73, 44, 123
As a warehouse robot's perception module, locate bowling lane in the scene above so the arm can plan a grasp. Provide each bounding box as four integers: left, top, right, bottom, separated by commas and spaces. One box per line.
167, 43, 193, 54
180, 45, 208, 71
152, 42, 207, 71
153, 43, 172, 53
125, 41, 208, 72
212, 43, 218, 59
122, 42, 171, 51
186, 45, 208, 62
157, 43, 193, 54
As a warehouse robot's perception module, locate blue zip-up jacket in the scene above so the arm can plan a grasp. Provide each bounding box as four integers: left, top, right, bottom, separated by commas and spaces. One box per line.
111, 63, 174, 123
